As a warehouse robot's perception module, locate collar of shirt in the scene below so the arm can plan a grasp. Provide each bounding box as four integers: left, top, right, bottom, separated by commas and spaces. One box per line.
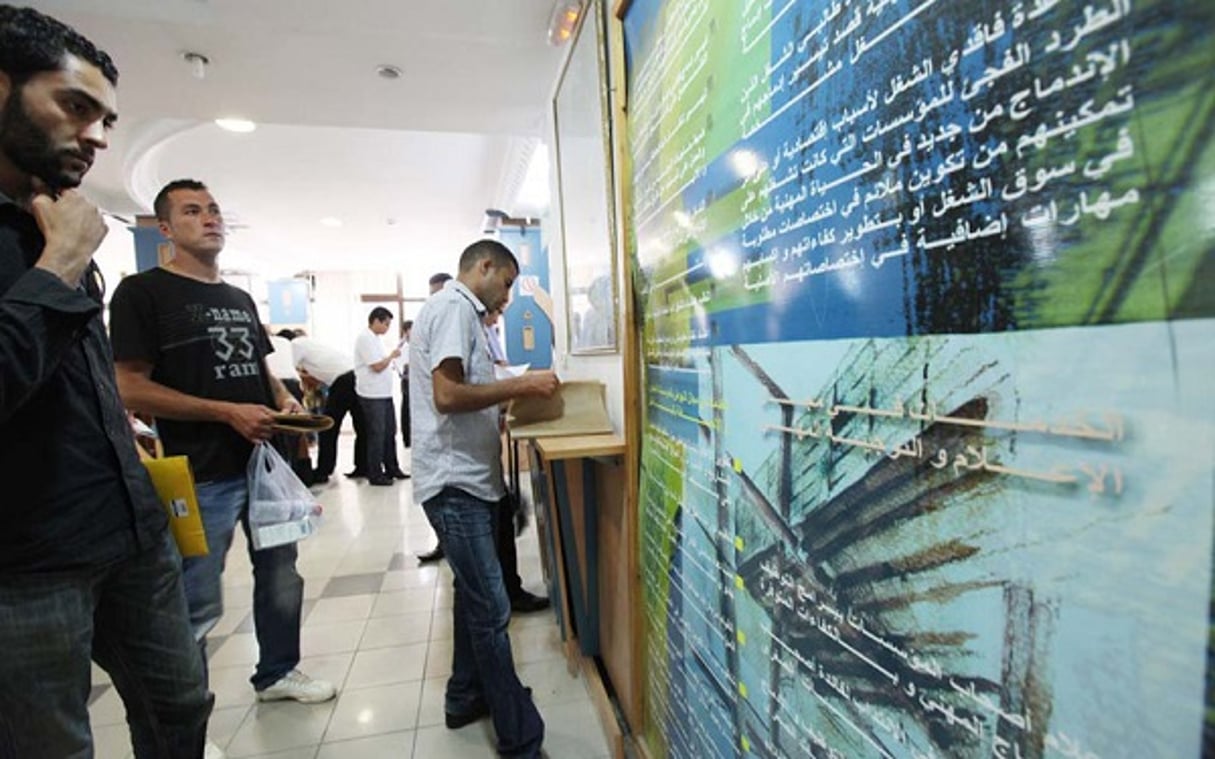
447, 279, 487, 316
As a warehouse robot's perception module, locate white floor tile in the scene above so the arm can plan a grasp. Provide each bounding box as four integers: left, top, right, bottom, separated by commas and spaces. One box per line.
322, 681, 422, 742
209, 633, 261, 668
345, 643, 428, 688
411, 724, 498, 759
207, 704, 252, 749
306, 594, 376, 625
91, 721, 132, 759
88, 686, 128, 726
299, 620, 367, 656
539, 698, 613, 758
360, 612, 433, 649
225, 700, 336, 757
371, 588, 435, 617
209, 663, 259, 707
316, 731, 414, 759
414, 676, 449, 729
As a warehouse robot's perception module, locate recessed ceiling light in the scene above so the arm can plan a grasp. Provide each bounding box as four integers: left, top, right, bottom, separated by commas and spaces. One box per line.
319, 217, 343, 228
376, 64, 403, 79
215, 118, 256, 133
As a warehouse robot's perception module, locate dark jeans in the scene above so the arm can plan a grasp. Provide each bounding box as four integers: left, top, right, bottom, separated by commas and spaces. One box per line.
424, 487, 543, 758
0, 538, 212, 758
360, 396, 399, 477
400, 375, 411, 449
317, 371, 365, 477
188, 477, 304, 691
497, 493, 523, 600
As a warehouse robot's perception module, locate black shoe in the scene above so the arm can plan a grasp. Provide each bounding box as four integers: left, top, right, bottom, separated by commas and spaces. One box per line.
344, 469, 367, 479
312, 474, 330, 485
445, 688, 531, 730
368, 476, 393, 486
510, 591, 551, 613
417, 545, 444, 564
387, 470, 411, 480
445, 700, 489, 730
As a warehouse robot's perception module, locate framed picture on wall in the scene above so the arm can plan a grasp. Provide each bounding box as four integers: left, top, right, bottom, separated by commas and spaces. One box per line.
552, 0, 619, 355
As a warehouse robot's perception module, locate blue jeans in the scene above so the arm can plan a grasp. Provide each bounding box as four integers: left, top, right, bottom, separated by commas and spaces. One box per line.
186, 477, 304, 691
424, 487, 544, 758
0, 537, 212, 758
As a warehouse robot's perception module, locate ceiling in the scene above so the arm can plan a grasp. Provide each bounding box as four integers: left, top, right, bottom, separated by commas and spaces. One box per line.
27, 0, 568, 277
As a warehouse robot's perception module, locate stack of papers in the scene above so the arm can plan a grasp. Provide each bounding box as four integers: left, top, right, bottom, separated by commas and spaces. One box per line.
507, 380, 613, 438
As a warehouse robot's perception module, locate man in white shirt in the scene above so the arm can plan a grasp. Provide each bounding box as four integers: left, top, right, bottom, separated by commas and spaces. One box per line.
354, 307, 407, 486
290, 335, 363, 484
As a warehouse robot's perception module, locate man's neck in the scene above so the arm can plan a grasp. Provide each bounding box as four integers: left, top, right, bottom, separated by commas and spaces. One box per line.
0, 159, 33, 205
164, 249, 222, 283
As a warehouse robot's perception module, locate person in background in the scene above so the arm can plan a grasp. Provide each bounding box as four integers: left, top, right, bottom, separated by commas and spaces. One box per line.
479, 307, 550, 614
110, 179, 336, 708
410, 240, 560, 756
267, 327, 312, 484
397, 319, 413, 451
354, 306, 408, 486
289, 332, 364, 484
0, 7, 212, 757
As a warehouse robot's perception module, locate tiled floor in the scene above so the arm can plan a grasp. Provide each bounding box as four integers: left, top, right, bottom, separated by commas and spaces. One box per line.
88, 439, 611, 758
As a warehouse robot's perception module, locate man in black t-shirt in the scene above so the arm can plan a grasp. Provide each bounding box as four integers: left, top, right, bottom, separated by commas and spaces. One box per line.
111, 179, 336, 706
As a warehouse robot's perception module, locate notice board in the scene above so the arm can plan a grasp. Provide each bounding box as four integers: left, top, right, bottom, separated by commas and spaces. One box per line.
621, 0, 1215, 757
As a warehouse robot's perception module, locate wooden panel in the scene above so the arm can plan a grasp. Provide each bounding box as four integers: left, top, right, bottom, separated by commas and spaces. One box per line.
534, 433, 625, 461
595, 458, 639, 740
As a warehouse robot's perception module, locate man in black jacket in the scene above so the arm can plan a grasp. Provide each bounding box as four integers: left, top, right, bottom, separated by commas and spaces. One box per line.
0, 6, 211, 757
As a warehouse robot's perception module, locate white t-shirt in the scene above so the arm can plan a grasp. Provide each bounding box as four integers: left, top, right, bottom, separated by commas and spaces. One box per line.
291, 337, 352, 387
354, 328, 394, 398
265, 335, 298, 381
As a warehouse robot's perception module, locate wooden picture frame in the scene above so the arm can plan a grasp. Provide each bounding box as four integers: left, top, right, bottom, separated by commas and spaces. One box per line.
552, 0, 620, 355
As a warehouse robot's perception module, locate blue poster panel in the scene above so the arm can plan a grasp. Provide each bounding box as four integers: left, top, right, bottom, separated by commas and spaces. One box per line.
623, 0, 1215, 757
267, 278, 310, 325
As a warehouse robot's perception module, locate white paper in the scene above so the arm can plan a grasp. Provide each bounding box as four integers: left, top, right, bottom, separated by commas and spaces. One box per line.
494, 363, 530, 380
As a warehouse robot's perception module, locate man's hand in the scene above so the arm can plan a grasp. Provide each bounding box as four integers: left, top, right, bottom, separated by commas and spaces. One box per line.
30, 188, 108, 288
279, 397, 306, 415
517, 370, 560, 398
223, 403, 278, 442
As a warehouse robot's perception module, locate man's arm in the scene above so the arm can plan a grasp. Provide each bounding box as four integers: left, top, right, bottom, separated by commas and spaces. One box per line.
267, 371, 305, 413
432, 358, 559, 415
113, 359, 277, 442
0, 190, 109, 424
368, 346, 401, 373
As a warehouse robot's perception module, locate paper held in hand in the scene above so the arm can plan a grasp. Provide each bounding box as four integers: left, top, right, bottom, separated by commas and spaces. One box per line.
507, 380, 613, 438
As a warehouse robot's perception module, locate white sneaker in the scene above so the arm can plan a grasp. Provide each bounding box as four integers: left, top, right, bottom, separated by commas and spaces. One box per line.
256, 669, 337, 703
204, 741, 226, 759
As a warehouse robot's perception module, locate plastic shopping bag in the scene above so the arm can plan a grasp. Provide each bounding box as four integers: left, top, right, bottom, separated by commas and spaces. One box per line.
246, 441, 322, 550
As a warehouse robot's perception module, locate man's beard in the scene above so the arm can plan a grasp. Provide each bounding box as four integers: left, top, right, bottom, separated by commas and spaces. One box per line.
0, 88, 84, 194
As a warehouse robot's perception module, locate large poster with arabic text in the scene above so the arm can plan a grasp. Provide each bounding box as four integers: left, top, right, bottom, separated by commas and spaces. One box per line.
622, 0, 1215, 757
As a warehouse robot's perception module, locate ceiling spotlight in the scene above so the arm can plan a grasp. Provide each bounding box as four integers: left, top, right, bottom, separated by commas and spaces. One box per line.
319, 217, 343, 228
215, 118, 256, 133
547, 1, 583, 45
375, 64, 403, 80
182, 51, 209, 79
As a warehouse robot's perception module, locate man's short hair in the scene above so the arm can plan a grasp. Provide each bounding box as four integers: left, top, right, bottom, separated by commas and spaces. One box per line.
368, 306, 393, 324
0, 5, 118, 86
428, 272, 452, 287
457, 240, 519, 275
153, 179, 208, 222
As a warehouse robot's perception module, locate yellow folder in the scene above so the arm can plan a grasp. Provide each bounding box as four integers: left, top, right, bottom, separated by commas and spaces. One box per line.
142, 455, 209, 557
